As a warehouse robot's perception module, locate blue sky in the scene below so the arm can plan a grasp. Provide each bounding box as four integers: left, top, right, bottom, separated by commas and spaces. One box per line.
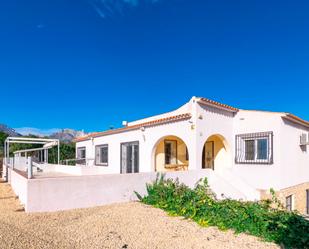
0, 0, 308, 134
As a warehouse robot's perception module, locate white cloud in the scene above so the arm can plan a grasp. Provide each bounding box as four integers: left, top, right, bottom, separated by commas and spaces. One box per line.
14, 127, 61, 137
90, 0, 161, 18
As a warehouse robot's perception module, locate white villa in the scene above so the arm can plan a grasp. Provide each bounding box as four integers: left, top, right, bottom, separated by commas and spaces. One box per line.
2, 96, 309, 213
76, 97, 309, 214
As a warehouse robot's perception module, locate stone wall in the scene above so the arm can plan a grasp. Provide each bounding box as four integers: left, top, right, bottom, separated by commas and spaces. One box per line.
260, 182, 309, 215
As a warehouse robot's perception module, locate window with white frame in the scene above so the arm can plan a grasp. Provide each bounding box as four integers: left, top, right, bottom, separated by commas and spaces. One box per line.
235, 132, 273, 164
77, 147, 86, 159
95, 144, 108, 166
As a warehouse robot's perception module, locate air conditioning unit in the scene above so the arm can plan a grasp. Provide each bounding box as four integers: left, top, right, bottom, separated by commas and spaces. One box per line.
300, 133, 309, 146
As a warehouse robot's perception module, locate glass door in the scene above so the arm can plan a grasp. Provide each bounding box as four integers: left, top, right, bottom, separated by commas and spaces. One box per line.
121, 141, 139, 173
202, 141, 214, 169
205, 141, 214, 169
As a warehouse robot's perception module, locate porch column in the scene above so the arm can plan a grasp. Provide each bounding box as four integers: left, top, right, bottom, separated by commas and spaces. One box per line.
188, 140, 203, 170
188, 96, 203, 170
27, 157, 33, 179
44, 149, 48, 164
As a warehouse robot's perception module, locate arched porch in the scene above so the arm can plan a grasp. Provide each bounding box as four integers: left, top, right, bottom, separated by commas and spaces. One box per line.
202, 134, 231, 171
153, 135, 189, 172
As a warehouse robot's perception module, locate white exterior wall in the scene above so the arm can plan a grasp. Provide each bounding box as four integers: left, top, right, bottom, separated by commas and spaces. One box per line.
195, 103, 235, 171
76, 98, 309, 194
78, 119, 197, 174
128, 101, 192, 126
231, 110, 309, 191
280, 119, 309, 189
231, 110, 284, 190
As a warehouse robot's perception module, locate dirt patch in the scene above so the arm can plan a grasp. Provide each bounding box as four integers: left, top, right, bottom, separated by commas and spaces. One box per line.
0, 181, 280, 249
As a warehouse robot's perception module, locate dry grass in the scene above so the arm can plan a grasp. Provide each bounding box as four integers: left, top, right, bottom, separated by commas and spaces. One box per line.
0, 180, 280, 249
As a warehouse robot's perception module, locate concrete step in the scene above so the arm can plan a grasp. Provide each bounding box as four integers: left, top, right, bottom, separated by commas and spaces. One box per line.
215, 169, 260, 201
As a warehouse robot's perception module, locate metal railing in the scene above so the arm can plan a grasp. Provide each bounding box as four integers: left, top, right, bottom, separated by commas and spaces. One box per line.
2, 156, 38, 179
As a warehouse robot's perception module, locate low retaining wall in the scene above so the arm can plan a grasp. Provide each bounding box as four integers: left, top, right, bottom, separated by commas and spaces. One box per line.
7, 167, 254, 213
26, 170, 213, 212
8, 169, 28, 206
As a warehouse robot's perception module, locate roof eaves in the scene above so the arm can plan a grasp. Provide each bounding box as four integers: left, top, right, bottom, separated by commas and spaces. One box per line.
282, 113, 309, 128
75, 113, 192, 142
197, 97, 239, 112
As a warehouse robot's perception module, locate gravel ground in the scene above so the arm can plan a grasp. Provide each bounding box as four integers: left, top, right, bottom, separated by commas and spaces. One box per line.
0, 181, 280, 249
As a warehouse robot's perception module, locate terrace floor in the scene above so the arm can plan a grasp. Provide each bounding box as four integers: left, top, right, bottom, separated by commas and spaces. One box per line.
0, 180, 279, 249
13, 168, 74, 179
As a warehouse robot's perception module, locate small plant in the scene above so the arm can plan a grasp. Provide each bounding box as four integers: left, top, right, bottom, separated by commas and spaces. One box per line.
136, 175, 309, 249
270, 188, 284, 209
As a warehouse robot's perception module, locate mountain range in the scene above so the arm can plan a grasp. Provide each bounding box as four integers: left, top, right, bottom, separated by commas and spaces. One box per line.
0, 124, 21, 137
0, 124, 86, 142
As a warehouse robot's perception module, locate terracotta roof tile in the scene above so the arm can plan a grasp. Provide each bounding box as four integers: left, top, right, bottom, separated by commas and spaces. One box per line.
75, 113, 192, 142
283, 113, 309, 128
198, 97, 239, 112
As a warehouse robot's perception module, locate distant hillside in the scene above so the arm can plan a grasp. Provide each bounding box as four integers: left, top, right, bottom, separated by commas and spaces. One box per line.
0, 124, 21, 137
49, 129, 87, 143
0, 124, 86, 142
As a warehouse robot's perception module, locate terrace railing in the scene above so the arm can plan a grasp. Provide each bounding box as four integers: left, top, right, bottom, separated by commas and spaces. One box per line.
2, 156, 41, 179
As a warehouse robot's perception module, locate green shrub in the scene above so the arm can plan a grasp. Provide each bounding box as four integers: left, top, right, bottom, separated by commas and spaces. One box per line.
136, 175, 309, 249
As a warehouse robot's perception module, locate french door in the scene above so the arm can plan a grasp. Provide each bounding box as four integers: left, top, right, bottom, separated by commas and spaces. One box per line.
121, 141, 139, 174
202, 141, 214, 170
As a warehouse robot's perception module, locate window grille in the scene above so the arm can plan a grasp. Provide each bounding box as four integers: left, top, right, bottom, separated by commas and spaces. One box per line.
235, 131, 273, 164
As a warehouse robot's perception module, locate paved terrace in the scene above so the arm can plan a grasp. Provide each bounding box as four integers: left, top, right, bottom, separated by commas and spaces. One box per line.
13, 168, 74, 179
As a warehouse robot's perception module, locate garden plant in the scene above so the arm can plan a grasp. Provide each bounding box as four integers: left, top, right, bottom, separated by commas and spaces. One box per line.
136, 175, 309, 249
